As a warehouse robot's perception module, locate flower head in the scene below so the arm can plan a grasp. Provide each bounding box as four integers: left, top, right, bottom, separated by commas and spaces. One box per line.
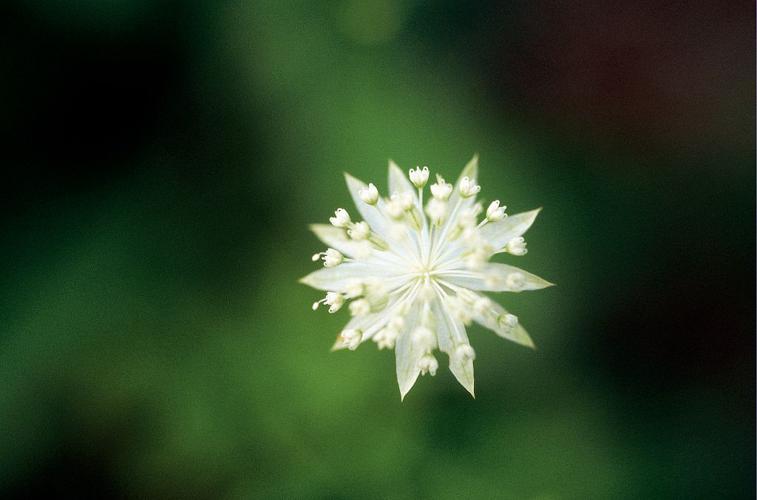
301, 155, 553, 399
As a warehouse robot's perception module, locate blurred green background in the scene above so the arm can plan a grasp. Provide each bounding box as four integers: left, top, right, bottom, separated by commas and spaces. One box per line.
1, 1, 754, 498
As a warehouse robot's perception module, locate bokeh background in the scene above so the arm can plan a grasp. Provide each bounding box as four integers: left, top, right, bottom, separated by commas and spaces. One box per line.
1, 1, 754, 498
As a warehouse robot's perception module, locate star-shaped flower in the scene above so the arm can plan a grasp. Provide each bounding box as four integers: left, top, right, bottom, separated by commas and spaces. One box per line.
301, 156, 553, 399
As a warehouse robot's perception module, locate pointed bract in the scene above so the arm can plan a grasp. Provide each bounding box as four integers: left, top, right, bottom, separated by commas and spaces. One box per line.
479, 208, 541, 250
442, 263, 555, 292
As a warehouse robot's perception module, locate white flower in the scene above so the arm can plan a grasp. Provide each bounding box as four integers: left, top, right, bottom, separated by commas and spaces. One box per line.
409, 166, 430, 188
329, 208, 351, 228
349, 298, 371, 317
425, 198, 447, 225
301, 155, 553, 399
311, 248, 343, 268
486, 200, 506, 222
359, 183, 379, 205
417, 354, 439, 376
347, 221, 370, 241
340, 329, 362, 350
430, 175, 453, 200
312, 291, 345, 313
504, 236, 527, 256
458, 176, 481, 198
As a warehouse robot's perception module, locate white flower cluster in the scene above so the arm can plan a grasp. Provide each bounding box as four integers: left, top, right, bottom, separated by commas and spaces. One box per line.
301, 156, 553, 399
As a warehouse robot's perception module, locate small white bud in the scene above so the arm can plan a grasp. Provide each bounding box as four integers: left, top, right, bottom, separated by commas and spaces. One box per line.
344, 281, 364, 299
430, 175, 453, 201
447, 296, 473, 325
374, 327, 398, 350
390, 191, 414, 211
358, 183, 379, 205
505, 272, 526, 291
349, 298, 371, 317
384, 197, 404, 219
312, 249, 344, 267
417, 354, 439, 376
340, 329, 362, 350
364, 281, 388, 309
322, 248, 343, 267
425, 198, 447, 225
388, 316, 405, 331
455, 344, 476, 361
353, 240, 373, 259
486, 200, 506, 221
473, 296, 492, 315
458, 203, 482, 228
347, 221, 370, 240
411, 326, 435, 351
498, 313, 518, 330
409, 166, 430, 188
505, 237, 527, 256
329, 208, 351, 228
458, 176, 481, 198
463, 247, 488, 271
326, 292, 345, 312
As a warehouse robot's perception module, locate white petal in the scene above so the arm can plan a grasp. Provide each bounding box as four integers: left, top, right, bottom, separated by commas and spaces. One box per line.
309, 224, 363, 258
441, 263, 554, 292
457, 154, 479, 186
331, 306, 393, 351
395, 301, 422, 400
508, 323, 535, 349
469, 296, 535, 349
432, 297, 475, 397
344, 173, 389, 238
449, 349, 475, 398
479, 208, 541, 250
388, 160, 417, 201
299, 263, 378, 291
431, 296, 468, 354
450, 155, 479, 204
